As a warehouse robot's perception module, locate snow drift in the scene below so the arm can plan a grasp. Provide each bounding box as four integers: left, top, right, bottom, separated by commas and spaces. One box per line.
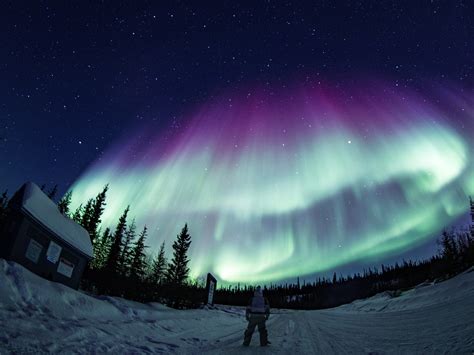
0, 258, 473, 353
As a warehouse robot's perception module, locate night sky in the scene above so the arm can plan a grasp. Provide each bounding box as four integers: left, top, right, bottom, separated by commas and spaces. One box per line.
1, 1, 473, 283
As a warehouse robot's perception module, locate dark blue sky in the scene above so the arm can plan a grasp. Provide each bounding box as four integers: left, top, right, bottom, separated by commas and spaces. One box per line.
0, 0, 472, 195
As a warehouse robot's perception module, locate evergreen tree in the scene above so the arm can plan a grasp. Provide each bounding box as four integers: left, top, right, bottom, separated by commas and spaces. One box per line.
150, 241, 167, 284
92, 227, 112, 269
470, 196, 474, 239
57, 190, 73, 216
0, 190, 9, 227
440, 229, 459, 274
166, 223, 192, 285
87, 184, 109, 244
440, 230, 458, 260
118, 218, 136, 275
0, 190, 8, 208
105, 206, 130, 274
80, 198, 94, 232
144, 253, 154, 276
71, 203, 83, 223
47, 184, 58, 200
130, 226, 149, 280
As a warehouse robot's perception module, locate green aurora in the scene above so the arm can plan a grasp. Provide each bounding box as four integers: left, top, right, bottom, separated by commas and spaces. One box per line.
69, 84, 474, 283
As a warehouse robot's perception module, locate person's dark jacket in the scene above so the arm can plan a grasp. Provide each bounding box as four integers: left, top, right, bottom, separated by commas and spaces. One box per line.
245, 288, 270, 320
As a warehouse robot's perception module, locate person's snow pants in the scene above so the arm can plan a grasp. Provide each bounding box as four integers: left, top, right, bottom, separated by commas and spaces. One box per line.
243, 314, 268, 345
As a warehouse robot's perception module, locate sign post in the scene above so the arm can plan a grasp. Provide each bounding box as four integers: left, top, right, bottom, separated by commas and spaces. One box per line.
205, 273, 217, 306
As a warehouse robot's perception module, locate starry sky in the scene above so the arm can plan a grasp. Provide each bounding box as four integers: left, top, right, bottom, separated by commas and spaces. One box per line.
1, 2, 473, 283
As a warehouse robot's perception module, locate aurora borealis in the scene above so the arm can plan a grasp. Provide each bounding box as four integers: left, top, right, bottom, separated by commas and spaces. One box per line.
2, 1, 473, 286
69, 83, 473, 283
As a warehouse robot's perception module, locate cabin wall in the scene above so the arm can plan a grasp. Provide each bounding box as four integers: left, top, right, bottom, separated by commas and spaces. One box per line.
0, 209, 22, 258
3, 212, 89, 289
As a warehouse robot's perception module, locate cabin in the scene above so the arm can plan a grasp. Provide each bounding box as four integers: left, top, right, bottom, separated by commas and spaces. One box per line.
0, 182, 93, 289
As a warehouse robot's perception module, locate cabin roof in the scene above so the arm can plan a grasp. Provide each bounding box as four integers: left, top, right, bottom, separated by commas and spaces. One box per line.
16, 182, 93, 258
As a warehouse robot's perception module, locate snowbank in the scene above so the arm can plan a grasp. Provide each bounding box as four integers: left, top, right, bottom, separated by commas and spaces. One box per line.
335, 267, 474, 314
0, 259, 473, 353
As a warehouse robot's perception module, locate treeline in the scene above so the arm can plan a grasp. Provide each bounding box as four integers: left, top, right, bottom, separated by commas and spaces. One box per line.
215, 197, 474, 309
1, 184, 473, 310
63, 185, 206, 307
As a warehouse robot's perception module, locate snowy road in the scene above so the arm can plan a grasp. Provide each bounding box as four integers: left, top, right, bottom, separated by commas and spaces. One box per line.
1, 260, 473, 354
204, 300, 474, 354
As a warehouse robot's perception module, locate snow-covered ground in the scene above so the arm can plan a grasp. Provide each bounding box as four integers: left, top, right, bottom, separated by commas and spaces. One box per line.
1, 259, 473, 354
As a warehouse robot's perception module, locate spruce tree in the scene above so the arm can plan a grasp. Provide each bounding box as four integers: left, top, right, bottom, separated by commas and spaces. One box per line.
105, 206, 130, 274
0, 190, 9, 228
467, 197, 474, 263
57, 190, 73, 216
0, 190, 8, 208
440, 230, 457, 260
150, 241, 167, 284
440, 230, 459, 274
87, 184, 108, 244
80, 198, 94, 231
92, 227, 112, 269
130, 226, 149, 280
470, 197, 474, 240
166, 223, 192, 286
119, 218, 136, 275
71, 203, 83, 223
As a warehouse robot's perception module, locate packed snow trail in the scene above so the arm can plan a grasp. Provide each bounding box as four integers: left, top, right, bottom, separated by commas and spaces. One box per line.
0, 259, 473, 354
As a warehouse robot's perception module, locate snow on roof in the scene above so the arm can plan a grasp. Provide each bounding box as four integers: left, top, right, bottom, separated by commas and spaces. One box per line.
18, 182, 93, 258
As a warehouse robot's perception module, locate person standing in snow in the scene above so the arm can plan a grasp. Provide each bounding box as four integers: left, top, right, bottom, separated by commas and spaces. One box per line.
243, 285, 271, 347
